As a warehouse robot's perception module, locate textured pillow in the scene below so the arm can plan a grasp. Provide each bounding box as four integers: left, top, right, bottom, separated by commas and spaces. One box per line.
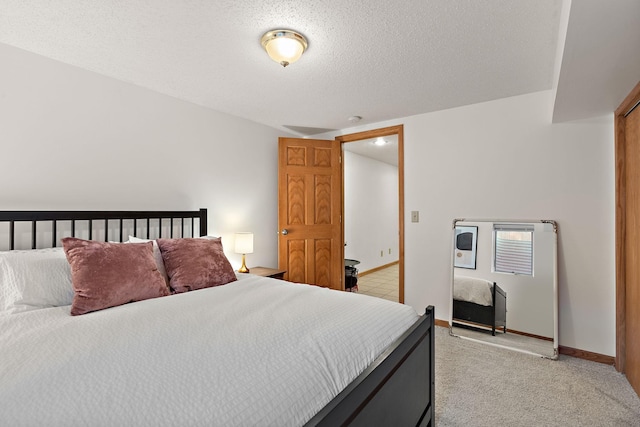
127, 236, 169, 285
0, 247, 74, 314
157, 237, 237, 293
62, 238, 169, 315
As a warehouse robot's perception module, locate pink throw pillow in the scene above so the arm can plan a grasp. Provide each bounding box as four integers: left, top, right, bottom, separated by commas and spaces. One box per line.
62, 238, 170, 315
157, 237, 237, 293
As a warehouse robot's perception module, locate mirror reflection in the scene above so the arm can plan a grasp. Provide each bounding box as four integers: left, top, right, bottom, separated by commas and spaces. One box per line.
450, 219, 558, 359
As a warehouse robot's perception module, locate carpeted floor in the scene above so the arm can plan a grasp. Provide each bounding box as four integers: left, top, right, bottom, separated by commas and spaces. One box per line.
435, 326, 640, 426
451, 324, 556, 358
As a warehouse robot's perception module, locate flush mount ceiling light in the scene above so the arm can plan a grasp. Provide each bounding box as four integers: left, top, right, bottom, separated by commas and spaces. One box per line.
261, 29, 308, 67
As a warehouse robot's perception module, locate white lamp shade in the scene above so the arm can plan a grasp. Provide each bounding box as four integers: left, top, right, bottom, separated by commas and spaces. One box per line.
266, 37, 304, 64
234, 232, 254, 254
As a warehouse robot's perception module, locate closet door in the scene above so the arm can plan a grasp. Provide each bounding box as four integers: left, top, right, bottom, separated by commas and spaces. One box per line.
616, 81, 640, 398
623, 102, 640, 395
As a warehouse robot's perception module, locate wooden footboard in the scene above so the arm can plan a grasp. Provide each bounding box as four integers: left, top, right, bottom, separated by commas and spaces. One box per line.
306, 306, 436, 427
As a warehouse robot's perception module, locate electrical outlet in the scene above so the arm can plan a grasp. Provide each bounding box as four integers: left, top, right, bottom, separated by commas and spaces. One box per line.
380, 250, 383, 257
411, 211, 419, 223
388, 248, 391, 254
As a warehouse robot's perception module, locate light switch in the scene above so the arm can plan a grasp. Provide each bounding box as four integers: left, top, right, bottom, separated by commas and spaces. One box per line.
411, 211, 419, 223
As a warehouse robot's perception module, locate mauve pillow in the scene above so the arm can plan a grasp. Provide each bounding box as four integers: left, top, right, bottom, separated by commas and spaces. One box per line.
157, 237, 237, 293
62, 238, 169, 315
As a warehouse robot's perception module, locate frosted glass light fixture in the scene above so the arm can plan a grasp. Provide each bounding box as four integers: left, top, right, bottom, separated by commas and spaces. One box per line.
234, 232, 254, 273
261, 29, 308, 67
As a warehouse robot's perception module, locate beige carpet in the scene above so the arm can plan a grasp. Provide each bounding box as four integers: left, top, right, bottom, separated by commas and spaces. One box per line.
435, 326, 640, 426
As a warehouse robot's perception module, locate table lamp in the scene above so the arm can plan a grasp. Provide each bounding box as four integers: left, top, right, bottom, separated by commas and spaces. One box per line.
234, 232, 254, 273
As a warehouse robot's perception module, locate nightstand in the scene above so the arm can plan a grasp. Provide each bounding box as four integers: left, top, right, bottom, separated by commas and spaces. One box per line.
249, 266, 286, 280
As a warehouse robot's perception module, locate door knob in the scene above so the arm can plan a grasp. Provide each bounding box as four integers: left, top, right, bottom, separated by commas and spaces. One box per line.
280, 229, 289, 235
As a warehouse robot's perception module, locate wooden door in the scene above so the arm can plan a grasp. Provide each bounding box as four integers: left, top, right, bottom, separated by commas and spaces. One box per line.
617, 81, 640, 397
624, 101, 640, 395
278, 137, 343, 290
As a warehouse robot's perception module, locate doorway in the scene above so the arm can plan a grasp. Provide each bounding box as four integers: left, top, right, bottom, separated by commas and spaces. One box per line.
336, 125, 405, 303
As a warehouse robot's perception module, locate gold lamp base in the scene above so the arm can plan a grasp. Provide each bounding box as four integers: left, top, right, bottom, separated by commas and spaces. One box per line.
238, 254, 250, 273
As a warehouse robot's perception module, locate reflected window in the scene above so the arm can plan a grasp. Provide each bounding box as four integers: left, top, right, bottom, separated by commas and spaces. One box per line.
493, 224, 533, 275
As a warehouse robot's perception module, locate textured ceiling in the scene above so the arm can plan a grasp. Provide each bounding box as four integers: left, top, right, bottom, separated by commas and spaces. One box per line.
0, 1, 563, 134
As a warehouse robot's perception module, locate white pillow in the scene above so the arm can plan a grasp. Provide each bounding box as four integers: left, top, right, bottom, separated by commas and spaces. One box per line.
127, 236, 169, 285
0, 247, 74, 314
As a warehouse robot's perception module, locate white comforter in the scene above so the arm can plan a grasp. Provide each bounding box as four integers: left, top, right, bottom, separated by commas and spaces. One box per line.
453, 276, 494, 306
0, 274, 418, 426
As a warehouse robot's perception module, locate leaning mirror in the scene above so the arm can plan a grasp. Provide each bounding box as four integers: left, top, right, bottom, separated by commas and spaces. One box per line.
449, 219, 558, 359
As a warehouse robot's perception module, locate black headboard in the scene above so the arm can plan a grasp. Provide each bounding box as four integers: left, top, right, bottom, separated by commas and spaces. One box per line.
0, 209, 207, 250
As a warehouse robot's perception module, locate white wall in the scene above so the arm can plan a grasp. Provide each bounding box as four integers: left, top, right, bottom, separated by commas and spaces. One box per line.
343, 150, 398, 272
318, 90, 615, 356
0, 43, 288, 270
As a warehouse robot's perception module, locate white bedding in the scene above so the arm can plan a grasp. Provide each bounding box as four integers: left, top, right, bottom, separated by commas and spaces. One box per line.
0, 273, 419, 426
453, 276, 494, 306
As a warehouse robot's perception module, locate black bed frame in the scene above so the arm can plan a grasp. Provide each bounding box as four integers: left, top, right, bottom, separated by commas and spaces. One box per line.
0, 209, 435, 427
453, 281, 507, 336
0, 209, 208, 249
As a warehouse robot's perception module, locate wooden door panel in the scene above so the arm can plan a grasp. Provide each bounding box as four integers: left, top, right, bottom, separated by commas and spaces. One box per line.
279, 137, 343, 290
287, 175, 305, 224
283, 238, 334, 286
287, 239, 306, 283
625, 105, 640, 395
314, 147, 332, 166
287, 146, 306, 166
315, 175, 332, 224
315, 239, 332, 286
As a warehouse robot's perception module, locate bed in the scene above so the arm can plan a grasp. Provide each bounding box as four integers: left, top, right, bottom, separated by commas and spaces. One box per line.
452, 275, 506, 336
0, 209, 435, 426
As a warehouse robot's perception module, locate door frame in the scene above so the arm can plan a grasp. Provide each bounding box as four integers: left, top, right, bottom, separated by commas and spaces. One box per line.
336, 125, 405, 303
615, 80, 640, 372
